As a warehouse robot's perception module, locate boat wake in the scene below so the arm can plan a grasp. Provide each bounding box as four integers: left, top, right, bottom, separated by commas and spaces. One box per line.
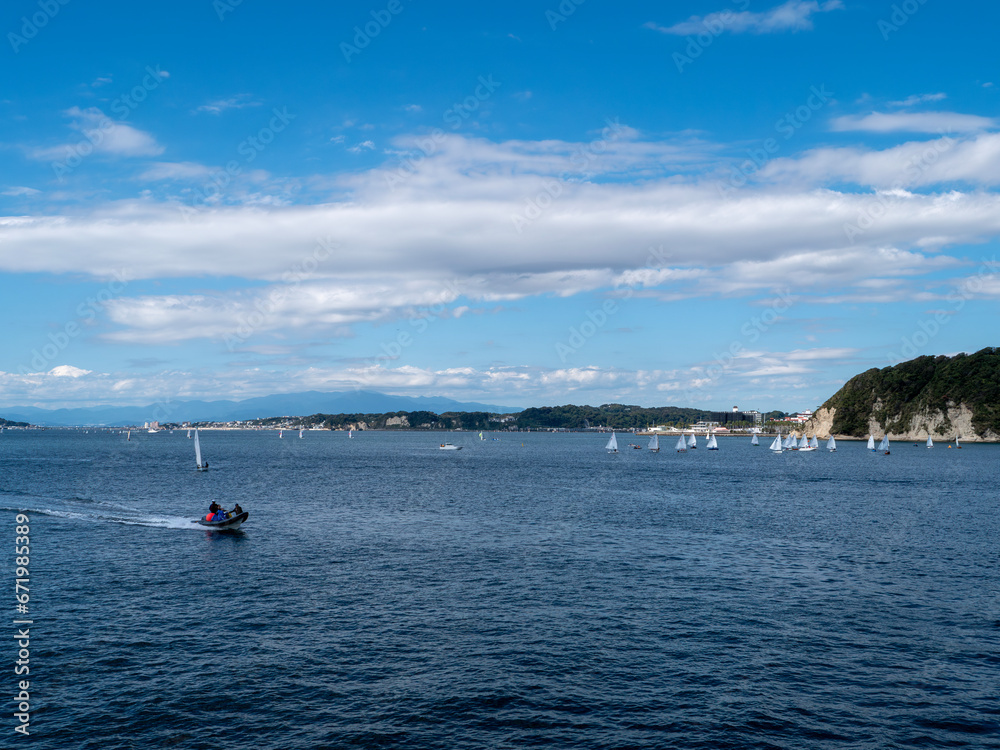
0, 503, 202, 530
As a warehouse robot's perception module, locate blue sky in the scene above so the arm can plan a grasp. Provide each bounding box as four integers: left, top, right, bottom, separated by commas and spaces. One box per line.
1, 0, 998, 412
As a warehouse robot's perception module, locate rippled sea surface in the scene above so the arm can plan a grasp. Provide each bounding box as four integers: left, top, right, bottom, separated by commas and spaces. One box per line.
2, 429, 999, 749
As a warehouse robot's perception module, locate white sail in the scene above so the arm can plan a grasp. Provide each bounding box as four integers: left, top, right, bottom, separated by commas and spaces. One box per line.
798, 434, 809, 449
926, 435, 933, 448
867, 435, 876, 451
688, 433, 697, 448
675, 435, 687, 452
187, 429, 191, 439
300, 429, 304, 438
826, 436, 836, 451
751, 433, 759, 446
279, 430, 283, 438
769, 433, 782, 452
479, 432, 484, 440
878, 434, 889, 452
194, 429, 203, 469
606, 432, 618, 452
809, 436, 819, 449
955, 435, 961, 448
783, 433, 795, 449
706, 433, 719, 450
648, 434, 659, 452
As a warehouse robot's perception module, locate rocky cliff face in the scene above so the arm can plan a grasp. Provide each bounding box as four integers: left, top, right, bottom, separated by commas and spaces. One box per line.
805, 401, 997, 442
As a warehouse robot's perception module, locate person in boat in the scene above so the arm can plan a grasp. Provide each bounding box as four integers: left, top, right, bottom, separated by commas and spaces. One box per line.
232, 503, 243, 516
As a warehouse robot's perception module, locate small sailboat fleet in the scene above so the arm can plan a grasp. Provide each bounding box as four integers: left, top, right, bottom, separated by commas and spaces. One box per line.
606, 432, 618, 454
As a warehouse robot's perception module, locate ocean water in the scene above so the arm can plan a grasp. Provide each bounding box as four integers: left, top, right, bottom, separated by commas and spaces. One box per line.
2, 429, 998, 749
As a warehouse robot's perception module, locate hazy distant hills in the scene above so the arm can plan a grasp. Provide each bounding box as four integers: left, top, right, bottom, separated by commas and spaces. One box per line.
0, 390, 521, 427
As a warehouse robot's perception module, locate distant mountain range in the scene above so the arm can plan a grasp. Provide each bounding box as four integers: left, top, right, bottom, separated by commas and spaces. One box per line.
0, 390, 522, 427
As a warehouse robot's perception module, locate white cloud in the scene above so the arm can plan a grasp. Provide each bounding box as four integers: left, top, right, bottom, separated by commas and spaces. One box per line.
648, 0, 842, 36
139, 162, 215, 181
760, 132, 1000, 187
4, 130, 1000, 348
2, 186, 40, 196
195, 95, 261, 115
29, 107, 163, 161
347, 140, 376, 153
887, 93, 947, 107
831, 111, 997, 134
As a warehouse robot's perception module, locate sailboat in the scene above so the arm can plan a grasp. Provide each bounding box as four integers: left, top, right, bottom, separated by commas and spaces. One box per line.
606, 432, 618, 453
798, 433, 816, 452
675, 435, 687, 452
751, 433, 759, 446
878, 434, 890, 454
706, 432, 719, 450
127, 430, 131, 442
648, 434, 659, 452
479, 432, 485, 441
809, 436, 819, 449
783, 433, 796, 450
348, 429, 353, 439
926, 435, 933, 448
687, 433, 697, 449
187, 429, 192, 439
279, 430, 283, 438
867, 435, 876, 452
769, 433, 783, 453
826, 436, 836, 452
955, 435, 962, 449
299, 429, 304, 439
194, 429, 208, 471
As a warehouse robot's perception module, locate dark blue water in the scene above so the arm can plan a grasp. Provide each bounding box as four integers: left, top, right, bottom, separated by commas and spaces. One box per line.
2, 430, 999, 749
